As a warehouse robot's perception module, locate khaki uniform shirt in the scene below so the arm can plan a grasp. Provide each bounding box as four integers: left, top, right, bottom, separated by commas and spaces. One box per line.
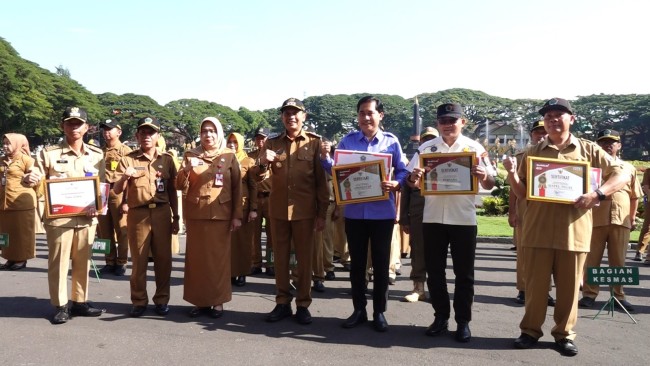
0, 154, 37, 210
35, 141, 105, 228
176, 147, 242, 221
260, 130, 329, 221
239, 156, 258, 214
514, 151, 528, 221
103, 142, 132, 184
116, 149, 177, 209
592, 159, 642, 228
248, 149, 272, 193
517, 135, 625, 252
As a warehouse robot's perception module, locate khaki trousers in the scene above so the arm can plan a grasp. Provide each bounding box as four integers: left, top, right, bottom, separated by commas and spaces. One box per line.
252, 195, 272, 268
127, 205, 172, 306
271, 218, 315, 308
583, 225, 629, 299
45, 224, 96, 306
520, 247, 586, 341
322, 201, 336, 272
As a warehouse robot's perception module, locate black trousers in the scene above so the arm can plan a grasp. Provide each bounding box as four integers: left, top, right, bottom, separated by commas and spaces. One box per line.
345, 218, 394, 314
422, 223, 476, 324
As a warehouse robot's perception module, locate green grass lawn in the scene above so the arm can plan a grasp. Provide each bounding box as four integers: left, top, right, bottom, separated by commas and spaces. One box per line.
477, 215, 642, 242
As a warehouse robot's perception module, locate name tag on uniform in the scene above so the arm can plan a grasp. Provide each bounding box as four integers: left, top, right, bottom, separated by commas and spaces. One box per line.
56, 160, 68, 164
190, 157, 204, 167
134, 166, 146, 171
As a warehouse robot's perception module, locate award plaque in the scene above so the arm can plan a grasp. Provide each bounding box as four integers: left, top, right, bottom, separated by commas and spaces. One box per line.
526, 156, 590, 204
418, 152, 478, 195
44, 176, 101, 218
333, 149, 392, 180
332, 160, 388, 205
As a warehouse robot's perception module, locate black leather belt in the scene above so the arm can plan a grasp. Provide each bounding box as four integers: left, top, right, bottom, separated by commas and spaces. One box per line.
134, 202, 168, 209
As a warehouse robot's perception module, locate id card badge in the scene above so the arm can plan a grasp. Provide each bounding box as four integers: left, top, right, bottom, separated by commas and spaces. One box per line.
214, 173, 224, 187
1, 175, 5, 186
156, 178, 165, 192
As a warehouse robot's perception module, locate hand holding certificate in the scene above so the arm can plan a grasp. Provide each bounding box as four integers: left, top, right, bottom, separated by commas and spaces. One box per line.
526, 157, 590, 204
44, 176, 101, 218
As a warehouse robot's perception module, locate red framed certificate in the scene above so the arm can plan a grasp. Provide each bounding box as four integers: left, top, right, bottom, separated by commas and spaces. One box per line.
526, 156, 590, 204
331, 161, 388, 205
419, 152, 478, 195
43, 176, 101, 218
333, 149, 392, 180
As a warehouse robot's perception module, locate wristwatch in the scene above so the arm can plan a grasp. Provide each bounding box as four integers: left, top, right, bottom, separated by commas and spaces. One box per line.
595, 189, 606, 201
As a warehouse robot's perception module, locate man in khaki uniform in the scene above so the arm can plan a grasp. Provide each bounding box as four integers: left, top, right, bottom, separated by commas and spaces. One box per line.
634, 169, 650, 262
26, 107, 105, 324
579, 129, 641, 311
97, 119, 132, 276
114, 117, 179, 317
248, 127, 275, 276
259, 98, 329, 325
504, 98, 629, 356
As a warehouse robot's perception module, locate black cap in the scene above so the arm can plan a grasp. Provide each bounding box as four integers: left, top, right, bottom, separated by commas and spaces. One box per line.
436, 103, 463, 119
62, 107, 88, 123
137, 116, 160, 132
539, 98, 573, 116
596, 129, 620, 142
530, 120, 544, 132
99, 119, 121, 130
254, 127, 270, 137
280, 98, 305, 112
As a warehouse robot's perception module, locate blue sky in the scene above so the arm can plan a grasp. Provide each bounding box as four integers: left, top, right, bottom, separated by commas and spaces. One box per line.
2, 0, 648, 110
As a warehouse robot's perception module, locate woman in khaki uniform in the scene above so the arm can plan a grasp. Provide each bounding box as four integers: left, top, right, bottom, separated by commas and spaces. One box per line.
227, 132, 257, 287
0, 134, 37, 270
177, 117, 242, 318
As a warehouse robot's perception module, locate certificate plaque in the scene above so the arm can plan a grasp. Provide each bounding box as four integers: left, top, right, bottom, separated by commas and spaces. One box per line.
332, 160, 388, 205
526, 156, 590, 204
44, 176, 101, 218
419, 152, 478, 195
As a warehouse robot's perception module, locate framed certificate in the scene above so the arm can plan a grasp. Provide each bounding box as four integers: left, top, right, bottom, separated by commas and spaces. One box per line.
419, 152, 478, 195
332, 160, 388, 205
526, 156, 590, 204
333, 149, 392, 180
43, 176, 101, 219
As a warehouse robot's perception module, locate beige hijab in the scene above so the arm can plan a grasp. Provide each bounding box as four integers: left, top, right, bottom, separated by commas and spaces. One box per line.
3, 133, 31, 158
198, 117, 226, 162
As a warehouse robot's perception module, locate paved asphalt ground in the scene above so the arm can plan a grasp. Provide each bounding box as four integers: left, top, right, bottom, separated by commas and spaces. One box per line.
1, 234, 649, 365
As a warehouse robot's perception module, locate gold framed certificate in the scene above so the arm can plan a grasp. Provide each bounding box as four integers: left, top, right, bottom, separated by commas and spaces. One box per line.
526, 156, 590, 204
43, 176, 101, 219
332, 160, 388, 205
419, 152, 478, 195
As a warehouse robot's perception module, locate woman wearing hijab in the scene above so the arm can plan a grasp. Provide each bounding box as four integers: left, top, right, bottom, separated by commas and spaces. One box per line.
0, 133, 38, 270
176, 117, 242, 318
226, 132, 258, 287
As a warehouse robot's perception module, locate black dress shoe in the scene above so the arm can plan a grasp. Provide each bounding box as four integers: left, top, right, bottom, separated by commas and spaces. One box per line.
617, 299, 636, 313
514, 333, 538, 349
325, 271, 335, 281
70, 302, 103, 317
312, 280, 325, 292
342, 263, 351, 271
425, 317, 448, 336
547, 295, 556, 307
455, 322, 471, 342
114, 265, 126, 276
265, 267, 275, 277
296, 306, 312, 325
52, 305, 70, 324
188, 307, 204, 318
266, 304, 292, 322
9, 261, 26, 270
0, 261, 15, 270
555, 338, 578, 356
578, 296, 595, 308
209, 306, 224, 319
341, 310, 368, 328
234, 276, 246, 287
130, 305, 147, 317
99, 264, 116, 274
515, 291, 525, 305
251, 267, 263, 275
372, 312, 388, 332
155, 304, 170, 316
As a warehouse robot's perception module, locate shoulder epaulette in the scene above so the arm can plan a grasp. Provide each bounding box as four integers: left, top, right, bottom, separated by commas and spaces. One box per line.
45, 145, 60, 152
383, 132, 398, 139
305, 131, 321, 139
86, 144, 103, 154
